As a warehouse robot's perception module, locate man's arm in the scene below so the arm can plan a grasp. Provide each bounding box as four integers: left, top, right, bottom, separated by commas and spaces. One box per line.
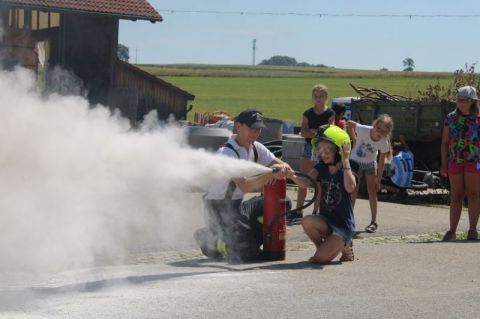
232, 174, 273, 194
232, 164, 290, 193
268, 157, 291, 167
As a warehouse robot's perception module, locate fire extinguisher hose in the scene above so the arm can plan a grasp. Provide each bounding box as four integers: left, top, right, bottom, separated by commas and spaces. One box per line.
266, 171, 318, 238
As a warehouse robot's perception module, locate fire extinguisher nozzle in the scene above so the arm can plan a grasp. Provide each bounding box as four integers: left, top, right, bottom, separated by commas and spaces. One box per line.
271, 167, 280, 173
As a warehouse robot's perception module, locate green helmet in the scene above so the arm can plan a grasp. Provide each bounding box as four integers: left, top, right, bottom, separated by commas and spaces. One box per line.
312, 124, 351, 155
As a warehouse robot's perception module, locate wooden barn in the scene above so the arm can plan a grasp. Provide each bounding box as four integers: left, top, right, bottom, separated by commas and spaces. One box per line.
0, 0, 195, 123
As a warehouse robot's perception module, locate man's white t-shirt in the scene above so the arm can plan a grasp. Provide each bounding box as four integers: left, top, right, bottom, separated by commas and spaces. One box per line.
205, 135, 275, 200
350, 124, 390, 164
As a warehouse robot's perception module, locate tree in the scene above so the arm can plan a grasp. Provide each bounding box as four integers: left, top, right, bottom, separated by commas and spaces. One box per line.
417, 63, 480, 101
259, 55, 331, 68
260, 55, 298, 66
117, 43, 130, 62
402, 58, 415, 72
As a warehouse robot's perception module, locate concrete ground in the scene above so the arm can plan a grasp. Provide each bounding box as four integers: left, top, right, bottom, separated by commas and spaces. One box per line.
1, 189, 479, 319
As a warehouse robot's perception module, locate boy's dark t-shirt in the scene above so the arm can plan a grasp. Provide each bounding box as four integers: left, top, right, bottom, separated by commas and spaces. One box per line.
303, 107, 335, 143
314, 163, 356, 233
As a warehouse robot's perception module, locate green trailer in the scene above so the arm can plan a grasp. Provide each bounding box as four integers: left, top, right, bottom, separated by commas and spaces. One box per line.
350, 98, 456, 169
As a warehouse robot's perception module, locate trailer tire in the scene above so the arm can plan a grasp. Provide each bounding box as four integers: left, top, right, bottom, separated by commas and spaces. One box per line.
409, 180, 429, 191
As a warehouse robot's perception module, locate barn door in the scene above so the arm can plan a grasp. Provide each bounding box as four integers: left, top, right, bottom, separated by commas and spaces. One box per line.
35, 40, 50, 89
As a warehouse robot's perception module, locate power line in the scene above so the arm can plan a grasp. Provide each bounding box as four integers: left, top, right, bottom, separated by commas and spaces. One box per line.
158, 9, 480, 19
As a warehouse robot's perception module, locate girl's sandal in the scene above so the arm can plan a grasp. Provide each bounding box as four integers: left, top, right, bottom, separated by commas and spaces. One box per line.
442, 230, 456, 242
365, 222, 378, 233
467, 229, 478, 240
339, 242, 354, 262
308, 256, 320, 264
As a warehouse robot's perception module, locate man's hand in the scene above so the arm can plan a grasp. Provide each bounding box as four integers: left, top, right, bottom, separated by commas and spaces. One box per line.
271, 163, 294, 180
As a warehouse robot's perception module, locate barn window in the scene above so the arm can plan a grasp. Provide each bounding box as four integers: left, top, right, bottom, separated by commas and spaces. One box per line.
7, 9, 61, 30
38, 11, 49, 29
17, 9, 25, 28
50, 12, 60, 27
7, 8, 25, 29
29, 10, 61, 30
31, 10, 38, 29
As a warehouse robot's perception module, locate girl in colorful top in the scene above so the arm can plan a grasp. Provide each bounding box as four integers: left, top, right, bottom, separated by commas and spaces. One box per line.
347, 114, 393, 233
440, 85, 480, 241
288, 125, 356, 263
296, 84, 335, 217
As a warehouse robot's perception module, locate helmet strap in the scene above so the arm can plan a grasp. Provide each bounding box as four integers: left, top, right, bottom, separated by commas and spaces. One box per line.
325, 154, 341, 166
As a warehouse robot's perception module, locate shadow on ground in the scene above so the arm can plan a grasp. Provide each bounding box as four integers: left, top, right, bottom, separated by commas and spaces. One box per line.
168, 257, 338, 271
376, 189, 450, 206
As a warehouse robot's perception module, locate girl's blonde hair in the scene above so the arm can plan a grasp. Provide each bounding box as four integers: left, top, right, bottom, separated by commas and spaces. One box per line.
373, 113, 394, 134
373, 114, 394, 159
312, 84, 328, 97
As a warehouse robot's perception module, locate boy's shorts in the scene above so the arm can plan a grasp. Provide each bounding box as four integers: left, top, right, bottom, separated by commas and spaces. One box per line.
351, 160, 377, 178
448, 162, 480, 176
302, 142, 313, 160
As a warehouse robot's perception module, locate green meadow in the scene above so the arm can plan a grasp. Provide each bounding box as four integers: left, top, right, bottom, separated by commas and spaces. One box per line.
140, 64, 454, 125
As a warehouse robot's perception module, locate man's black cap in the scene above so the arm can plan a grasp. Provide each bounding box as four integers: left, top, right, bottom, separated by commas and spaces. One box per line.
234, 109, 267, 129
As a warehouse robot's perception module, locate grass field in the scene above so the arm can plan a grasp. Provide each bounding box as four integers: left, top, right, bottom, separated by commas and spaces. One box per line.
140, 64, 455, 125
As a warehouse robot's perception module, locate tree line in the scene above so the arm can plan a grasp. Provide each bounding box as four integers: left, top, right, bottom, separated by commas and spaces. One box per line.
259, 55, 329, 68
117, 43, 416, 73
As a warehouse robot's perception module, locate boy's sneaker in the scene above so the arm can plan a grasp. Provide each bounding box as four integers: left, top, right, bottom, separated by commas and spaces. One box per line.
194, 228, 225, 260
287, 210, 303, 221
199, 244, 224, 260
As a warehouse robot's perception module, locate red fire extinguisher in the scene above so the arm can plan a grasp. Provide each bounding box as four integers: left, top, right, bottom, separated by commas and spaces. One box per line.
263, 178, 287, 261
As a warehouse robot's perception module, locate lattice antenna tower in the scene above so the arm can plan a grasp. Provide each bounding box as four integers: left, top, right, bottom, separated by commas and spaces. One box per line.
252, 39, 256, 65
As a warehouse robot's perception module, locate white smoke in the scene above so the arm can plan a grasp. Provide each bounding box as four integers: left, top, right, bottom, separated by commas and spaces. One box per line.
0, 67, 269, 273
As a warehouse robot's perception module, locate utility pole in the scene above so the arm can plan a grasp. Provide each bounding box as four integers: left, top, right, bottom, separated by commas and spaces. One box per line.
252, 39, 256, 65
135, 48, 138, 64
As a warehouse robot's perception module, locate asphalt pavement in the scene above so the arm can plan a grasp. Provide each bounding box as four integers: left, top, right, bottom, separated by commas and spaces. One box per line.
1, 189, 479, 319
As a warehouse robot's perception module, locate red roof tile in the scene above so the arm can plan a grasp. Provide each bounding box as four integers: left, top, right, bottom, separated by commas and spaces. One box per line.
0, 0, 162, 21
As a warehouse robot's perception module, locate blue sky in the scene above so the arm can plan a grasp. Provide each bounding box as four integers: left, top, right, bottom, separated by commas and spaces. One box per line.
119, 0, 480, 72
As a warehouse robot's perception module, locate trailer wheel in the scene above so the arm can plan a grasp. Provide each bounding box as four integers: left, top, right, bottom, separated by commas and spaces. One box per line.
409, 180, 429, 191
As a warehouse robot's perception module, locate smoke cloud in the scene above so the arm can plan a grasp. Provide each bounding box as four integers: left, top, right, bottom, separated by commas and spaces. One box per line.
0, 67, 269, 273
